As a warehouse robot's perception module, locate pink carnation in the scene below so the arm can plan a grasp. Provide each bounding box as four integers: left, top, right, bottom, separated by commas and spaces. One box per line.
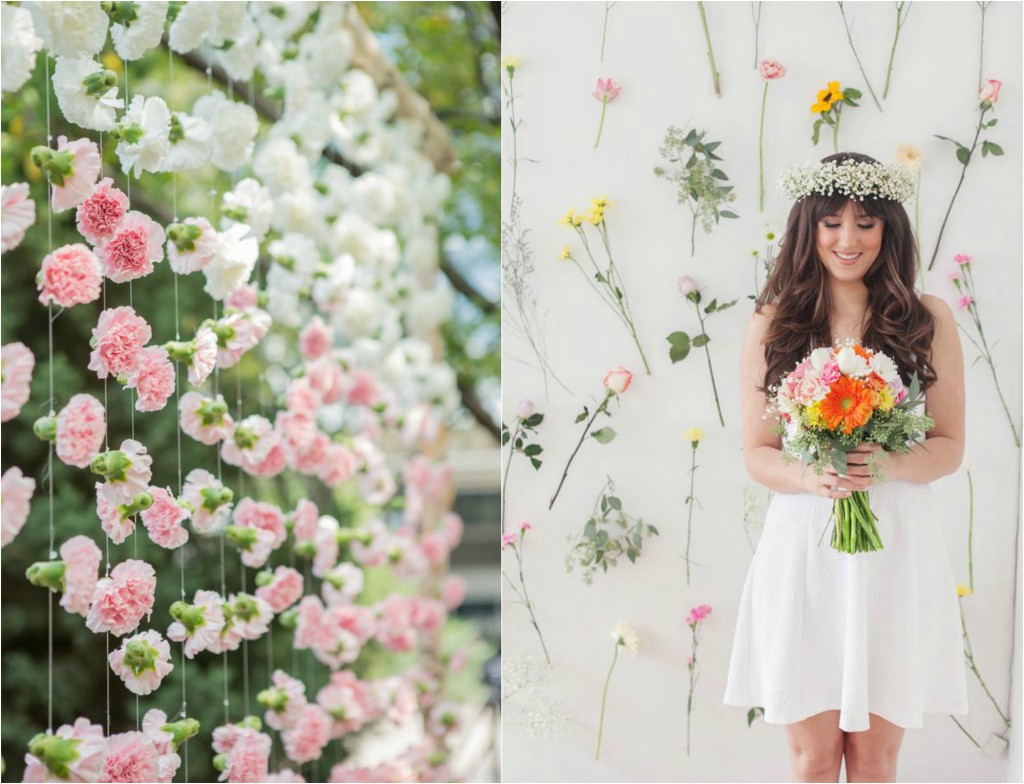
312, 516, 340, 578
411, 597, 446, 635
346, 370, 380, 407
321, 563, 364, 607
954, 253, 972, 265
317, 671, 376, 737
182, 468, 233, 534
376, 594, 418, 653
501, 532, 517, 548
167, 589, 227, 658
88, 306, 152, 380
188, 326, 219, 386
1, 466, 35, 547
24, 717, 106, 783
261, 669, 308, 731
102, 731, 159, 782
222, 415, 280, 475
290, 499, 319, 543
350, 520, 390, 568
56, 393, 106, 468
180, 391, 233, 445
233, 498, 286, 548
225, 283, 258, 310
299, 316, 333, 360
100, 438, 153, 505
38, 243, 103, 308
317, 443, 358, 489
228, 592, 273, 639
96, 210, 166, 283
167, 216, 218, 274
59, 534, 102, 617
220, 730, 271, 783
76, 177, 128, 245
141, 487, 190, 548
286, 377, 322, 418
96, 481, 136, 544
255, 566, 304, 613
758, 59, 787, 80
293, 595, 333, 651
1, 182, 36, 252
266, 769, 306, 783
959, 295, 974, 310
125, 346, 176, 412
305, 357, 344, 404
686, 603, 713, 626
246, 440, 287, 479
418, 531, 449, 567
1, 341, 35, 422
215, 309, 271, 369
108, 629, 174, 696
444, 512, 465, 549
441, 575, 467, 610
86, 559, 157, 636
51, 136, 102, 213
282, 705, 331, 765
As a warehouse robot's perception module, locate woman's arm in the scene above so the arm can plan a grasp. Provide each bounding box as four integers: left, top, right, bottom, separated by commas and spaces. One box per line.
886, 294, 966, 483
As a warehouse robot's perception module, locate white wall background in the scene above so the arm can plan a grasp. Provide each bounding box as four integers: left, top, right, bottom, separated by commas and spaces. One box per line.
501, 2, 1023, 782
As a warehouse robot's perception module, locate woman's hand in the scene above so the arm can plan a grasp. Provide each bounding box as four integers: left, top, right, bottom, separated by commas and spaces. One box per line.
801, 465, 854, 500
824, 443, 885, 492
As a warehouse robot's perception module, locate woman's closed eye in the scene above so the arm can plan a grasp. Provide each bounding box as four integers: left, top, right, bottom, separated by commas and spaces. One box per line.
822, 222, 876, 230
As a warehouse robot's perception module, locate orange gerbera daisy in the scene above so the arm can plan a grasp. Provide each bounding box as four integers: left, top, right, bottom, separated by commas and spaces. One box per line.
819, 376, 874, 434
853, 344, 873, 360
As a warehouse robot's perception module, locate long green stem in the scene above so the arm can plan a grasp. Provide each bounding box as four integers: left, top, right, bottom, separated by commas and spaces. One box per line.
594, 98, 608, 149
838, 2, 884, 111
515, 547, 552, 665
697, 2, 721, 98
960, 600, 1011, 726
967, 469, 974, 591
758, 82, 768, 212
550, 395, 611, 509
685, 446, 698, 586
500, 423, 522, 534
978, 1, 989, 91
928, 109, 987, 270
601, 2, 614, 63
951, 715, 982, 747
596, 643, 620, 760
751, 2, 762, 69
883, 2, 909, 99
832, 105, 841, 155
694, 304, 725, 426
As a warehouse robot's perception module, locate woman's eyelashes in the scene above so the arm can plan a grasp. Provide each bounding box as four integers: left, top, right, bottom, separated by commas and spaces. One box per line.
822, 222, 876, 230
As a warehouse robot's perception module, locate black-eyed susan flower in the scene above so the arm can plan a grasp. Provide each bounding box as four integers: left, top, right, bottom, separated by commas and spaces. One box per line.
811, 81, 844, 114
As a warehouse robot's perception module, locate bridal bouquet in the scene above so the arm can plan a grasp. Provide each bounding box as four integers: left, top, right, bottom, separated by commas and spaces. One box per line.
768, 340, 934, 553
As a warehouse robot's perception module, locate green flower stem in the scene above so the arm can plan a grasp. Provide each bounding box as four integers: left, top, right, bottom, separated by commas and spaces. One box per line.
882, 1, 910, 100
751, 2, 763, 68
833, 491, 883, 553
959, 599, 1011, 727
686, 624, 700, 756
506, 69, 520, 203
914, 172, 923, 290
966, 298, 1020, 448
697, 2, 721, 98
594, 98, 609, 150
692, 302, 725, 427
504, 543, 551, 666
838, 2, 883, 112
595, 642, 620, 760
600, 2, 614, 63
967, 469, 974, 591
501, 422, 522, 534
951, 715, 982, 747
550, 393, 612, 510
978, 1, 989, 91
832, 105, 841, 155
758, 82, 769, 212
685, 444, 698, 587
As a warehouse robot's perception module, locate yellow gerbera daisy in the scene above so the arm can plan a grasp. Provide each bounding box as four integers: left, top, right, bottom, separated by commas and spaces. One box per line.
810, 81, 844, 114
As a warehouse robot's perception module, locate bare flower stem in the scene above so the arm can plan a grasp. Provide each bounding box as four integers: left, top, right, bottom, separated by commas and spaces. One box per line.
550, 393, 612, 509
503, 544, 552, 666
697, 2, 722, 98
600, 2, 615, 63
693, 301, 725, 426
595, 643, 620, 760
882, 1, 911, 99
758, 81, 769, 211
685, 444, 698, 586
501, 422, 522, 534
838, 2, 884, 111
751, 2, 763, 69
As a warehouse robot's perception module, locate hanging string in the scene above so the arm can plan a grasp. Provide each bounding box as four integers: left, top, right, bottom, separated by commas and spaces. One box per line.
235, 372, 251, 716
98, 106, 113, 742
43, 53, 56, 736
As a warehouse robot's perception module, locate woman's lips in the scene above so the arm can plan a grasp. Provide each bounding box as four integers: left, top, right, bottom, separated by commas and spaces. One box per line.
833, 251, 862, 266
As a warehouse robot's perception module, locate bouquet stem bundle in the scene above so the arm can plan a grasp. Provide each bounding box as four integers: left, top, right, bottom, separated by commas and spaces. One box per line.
828, 490, 883, 553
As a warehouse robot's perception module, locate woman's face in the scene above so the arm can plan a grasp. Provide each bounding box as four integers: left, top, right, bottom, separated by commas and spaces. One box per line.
815, 200, 885, 283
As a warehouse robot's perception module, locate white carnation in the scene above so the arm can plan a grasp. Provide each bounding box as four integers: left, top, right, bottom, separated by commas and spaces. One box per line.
116, 95, 171, 178
405, 285, 454, 338
221, 179, 273, 242
299, 25, 353, 89
351, 173, 399, 225
268, 234, 320, 279
158, 112, 211, 172
203, 223, 259, 301
52, 57, 123, 132
192, 91, 258, 172
253, 138, 311, 194
25, 1, 108, 58
312, 254, 355, 315
110, 1, 168, 61
252, 1, 315, 41
869, 352, 900, 383
214, 16, 259, 82
270, 189, 323, 238
342, 288, 383, 338
404, 228, 440, 275
1, 5, 43, 93
167, 1, 213, 53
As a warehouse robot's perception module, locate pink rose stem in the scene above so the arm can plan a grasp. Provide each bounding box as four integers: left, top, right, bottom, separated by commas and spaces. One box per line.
549, 391, 614, 509
697, 2, 722, 98
595, 640, 619, 760
502, 535, 551, 665
882, 1, 910, 100
690, 298, 725, 427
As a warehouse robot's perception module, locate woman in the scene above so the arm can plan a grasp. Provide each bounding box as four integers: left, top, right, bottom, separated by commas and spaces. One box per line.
723, 152, 969, 782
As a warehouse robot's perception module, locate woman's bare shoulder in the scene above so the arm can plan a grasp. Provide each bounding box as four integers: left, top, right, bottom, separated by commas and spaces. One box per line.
918, 293, 955, 332
747, 301, 778, 335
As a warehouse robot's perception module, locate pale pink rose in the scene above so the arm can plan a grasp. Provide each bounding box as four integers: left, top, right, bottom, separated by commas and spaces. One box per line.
234, 497, 286, 548
317, 671, 375, 737
55, 393, 105, 468
603, 365, 633, 394
346, 370, 380, 407
108, 629, 174, 695
103, 731, 159, 782
376, 594, 417, 653
24, 717, 106, 783
758, 59, 787, 80
96, 481, 137, 544
678, 275, 699, 296
225, 283, 259, 310
1, 182, 36, 252
516, 399, 537, 419
289, 499, 319, 543
959, 295, 974, 310
220, 730, 271, 783
1, 341, 35, 422
76, 177, 128, 245
59, 534, 102, 617
255, 566, 303, 612
593, 77, 622, 101
954, 253, 972, 265
141, 487, 190, 548
179, 391, 233, 445
441, 575, 467, 610
443, 512, 465, 549
88, 306, 152, 379
979, 78, 1002, 104
419, 531, 449, 567
166, 216, 218, 274
86, 558, 157, 636
167, 588, 227, 658
38, 243, 103, 307
321, 563, 365, 607
261, 669, 308, 731
181, 468, 233, 534
51, 136, 102, 213
1, 466, 35, 547
317, 443, 357, 488
125, 346, 176, 412
281, 704, 331, 765
187, 326, 218, 386
97, 210, 166, 283
299, 316, 332, 360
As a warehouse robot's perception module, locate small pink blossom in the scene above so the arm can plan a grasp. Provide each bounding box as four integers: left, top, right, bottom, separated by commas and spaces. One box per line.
299, 316, 332, 360
419, 531, 449, 567
376, 594, 418, 653
349, 519, 390, 568
441, 575, 467, 610
603, 365, 633, 394
182, 468, 233, 534
281, 704, 331, 765
141, 487, 190, 548
305, 356, 344, 404
214, 309, 271, 369
166, 216, 218, 274
228, 592, 274, 640
317, 671, 375, 737
678, 275, 699, 296
592, 77, 622, 102
286, 377, 322, 418
100, 438, 153, 503
86, 558, 157, 636
255, 566, 303, 613
411, 597, 446, 635
96, 481, 137, 544
88, 306, 152, 380
76, 178, 128, 245
102, 731, 159, 782
51, 136, 102, 213
221, 414, 278, 471
1, 341, 35, 422
949, 270, 961, 284
230, 524, 277, 569
225, 283, 259, 310
1, 466, 34, 547
686, 603, 713, 627
24, 717, 106, 783
346, 370, 380, 407
979, 78, 1002, 104
289, 499, 319, 543
265, 768, 306, 783
55, 393, 106, 468
520, 521, 533, 532
758, 59, 787, 80
125, 346, 176, 412
233, 498, 286, 549
180, 391, 234, 445
954, 253, 972, 265
444, 512, 465, 549
1, 182, 36, 252
247, 440, 287, 479
959, 295, 974, 310
516, 399, 537, 419
167, 589, 227, 658
312, 515, 340, 578
59, 534, 102, 617
96, 210, 166, 283
317, 442, 357, 488
219, 728, 271, 783
501, 533, 517, 548
321, 563, 364, 607
108, 629, 174, 696
38, 243, 103, 308
188, 326, 218, 386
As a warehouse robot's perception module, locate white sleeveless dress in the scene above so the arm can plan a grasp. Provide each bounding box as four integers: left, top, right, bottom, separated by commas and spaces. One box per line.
723, 477, 969, 732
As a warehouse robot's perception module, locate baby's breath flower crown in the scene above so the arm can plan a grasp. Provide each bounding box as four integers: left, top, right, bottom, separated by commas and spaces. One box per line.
778, 159, 917, 203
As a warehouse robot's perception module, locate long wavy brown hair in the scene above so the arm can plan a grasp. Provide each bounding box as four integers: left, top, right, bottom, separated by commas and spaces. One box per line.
757, 152, 937, 393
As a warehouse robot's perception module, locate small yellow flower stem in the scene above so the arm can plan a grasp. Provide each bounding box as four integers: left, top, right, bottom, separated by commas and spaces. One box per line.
685, 443, 698, 586
832, 105, 841, 155
596, 642, 620, 760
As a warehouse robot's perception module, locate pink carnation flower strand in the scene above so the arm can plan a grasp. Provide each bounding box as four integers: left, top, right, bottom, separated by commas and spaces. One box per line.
54, 393, 106, 468
25, 717, 106, 782
1, 341, 35, 422
166, 216, 218, 274
684, 603, 713, 756
88, 306, 152, 380
25, 534, 102, 618
1, 182, 36, 252
140, 486, 190, 548
501, 521, 550, 664
592, 77, 622, 149
86, 558, 157, 636
165, 325, 218, 386
31, 135, 102, 212
182, 468, 234, 534
76, 177, 128, 244
180, 391, 234, 445
96, 210, 166, 283
125, 346, 176, 412
102, 731, 160, 782
255, 566, 304, 612
1, 466, 35, 547
108, 629, 174, 695
167, 589, 227, 658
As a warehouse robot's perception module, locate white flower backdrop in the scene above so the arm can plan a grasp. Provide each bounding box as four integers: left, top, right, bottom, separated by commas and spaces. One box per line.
1, 2, 491, 782
501, 2, 1022, 782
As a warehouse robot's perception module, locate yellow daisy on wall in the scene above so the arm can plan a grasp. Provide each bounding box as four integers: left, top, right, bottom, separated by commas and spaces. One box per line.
811, 80, 844, 113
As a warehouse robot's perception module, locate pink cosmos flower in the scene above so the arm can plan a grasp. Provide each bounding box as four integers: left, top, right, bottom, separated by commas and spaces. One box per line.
108, 629, 174, 696
321, 563, 365, 607
604, 365, 633, 394
24, 717, 106, 783
97, 210, 166, 283
38, 243, 103, 308
282, 704, 331, 765
316, 671, 376, 737
255, 566, 303, 613
1, 182, 36, 252
55, 393, 106, 468
86, 558, 157, 636
299, 316, 332, 360
179, 391, 234, 445
593, 77, 623, 102
1, 341, 34, 422
441, 575, 467, 610
59, 534, 102, 617
96, 481, 137, 544
959, 295, 974, 310
102, 731, 159, 782
125, 346, 176, 412
76, 177, 128, 245
758, 59, 787, 80
188, 326, 218, 386
140, 487, 190, 548
686, 603, 713, 627
167, 589, 227, 658
954, 253, 972, 265
260, 669, 308, 731
88, 306, 152, 379
979, 78, 1002, 104
181, 468, 233, 534
1, 466, 35, 547
51, 136, 102, 213
219, 729, 271, 783
166, 216, 218, 274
